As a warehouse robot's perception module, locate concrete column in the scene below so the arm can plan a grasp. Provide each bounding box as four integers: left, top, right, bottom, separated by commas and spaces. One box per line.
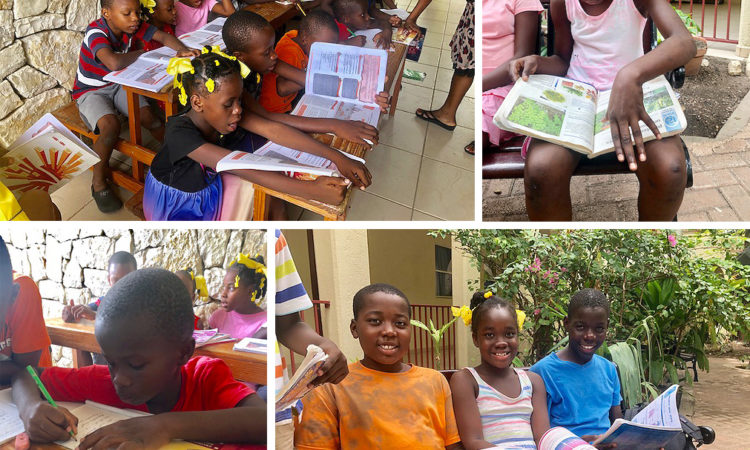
313, 229, 371, 362
451, 239, 481, 369
737, 0, 750, 57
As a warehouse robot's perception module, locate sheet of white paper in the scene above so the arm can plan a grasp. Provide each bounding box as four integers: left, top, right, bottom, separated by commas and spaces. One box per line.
56, 401, 149, 449
353, 28, 383, 49
380, 8, 409, 20
9, 113, 94, 157
0, 390, 25, 443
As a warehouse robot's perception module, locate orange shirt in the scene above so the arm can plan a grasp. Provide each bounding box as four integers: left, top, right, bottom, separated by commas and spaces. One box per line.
259, 31, 307, 114
295, 361, 461, 449
1, 274, 52, 367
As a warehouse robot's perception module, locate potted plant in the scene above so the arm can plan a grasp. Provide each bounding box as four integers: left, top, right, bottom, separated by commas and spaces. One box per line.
657, 8, 705, 75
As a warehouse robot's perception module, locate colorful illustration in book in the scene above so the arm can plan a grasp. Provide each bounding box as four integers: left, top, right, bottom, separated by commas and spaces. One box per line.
1, 146, 87, 192
508, 97, 565, 136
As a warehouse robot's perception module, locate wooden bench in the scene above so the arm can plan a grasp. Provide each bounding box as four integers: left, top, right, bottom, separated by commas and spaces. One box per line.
51, 102, 156, 194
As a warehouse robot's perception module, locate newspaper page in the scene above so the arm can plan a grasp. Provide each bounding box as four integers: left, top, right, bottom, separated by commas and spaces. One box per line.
291, 95, 381, 127
494, 74, 599, 154
306, 42, 387, 105
591, 76, 687, 157
215, 147, 339, 177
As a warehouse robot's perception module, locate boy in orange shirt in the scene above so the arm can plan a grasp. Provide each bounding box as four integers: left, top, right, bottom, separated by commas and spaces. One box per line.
259, 10, 340, 114
0, 236, 52, 385
294, 283, 462, 449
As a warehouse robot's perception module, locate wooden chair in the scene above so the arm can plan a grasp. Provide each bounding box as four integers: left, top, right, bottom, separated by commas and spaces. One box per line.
482, 5, 693, 190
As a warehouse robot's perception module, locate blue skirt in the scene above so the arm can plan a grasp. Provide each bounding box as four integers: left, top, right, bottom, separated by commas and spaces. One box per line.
143, 171, 222, 221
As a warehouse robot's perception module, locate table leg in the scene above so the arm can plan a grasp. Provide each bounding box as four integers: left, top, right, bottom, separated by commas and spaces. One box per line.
252, 188, 270, 221
389, 62, 406, 117
127, 90, 143, 146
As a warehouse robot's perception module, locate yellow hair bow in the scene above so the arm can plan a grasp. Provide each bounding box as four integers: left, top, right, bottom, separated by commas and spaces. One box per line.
229, 252, 266, 276
166, 57, 195, 105
195, 275, 209, 299
203, 45, 251, 79
484, 291, 492, 299
140, 0, 156, 13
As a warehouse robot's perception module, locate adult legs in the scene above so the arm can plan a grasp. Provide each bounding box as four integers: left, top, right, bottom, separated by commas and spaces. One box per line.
635, 136, 686, 220
524, 140, 582, 220
416, 70, 473, 129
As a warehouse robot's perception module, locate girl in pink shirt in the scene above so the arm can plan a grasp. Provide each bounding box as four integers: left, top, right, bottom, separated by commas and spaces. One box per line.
176, 0, 235, 36
482, 0, 543, 147
209, 254, 267, 339
510, 0, 696, 221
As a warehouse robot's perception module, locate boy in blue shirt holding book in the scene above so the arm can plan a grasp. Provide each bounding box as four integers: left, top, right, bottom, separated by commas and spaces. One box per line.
530, 288, 623, 443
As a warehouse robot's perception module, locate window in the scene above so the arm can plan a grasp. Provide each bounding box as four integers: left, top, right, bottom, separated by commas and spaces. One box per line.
435, 245, 452, 297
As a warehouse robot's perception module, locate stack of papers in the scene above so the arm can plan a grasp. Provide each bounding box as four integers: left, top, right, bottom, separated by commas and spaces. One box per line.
233, 337, 268, 354
275, 344, 328, 412
193, 329, 235, 347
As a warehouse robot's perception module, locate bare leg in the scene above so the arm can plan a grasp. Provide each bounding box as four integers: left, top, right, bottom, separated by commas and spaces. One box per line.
92, 114, 121, 192
524, 140, 582, 220
416, 71, 474, 127
635, 136, 686, 221
269, 197, 288, 220
140, 105, 165, 142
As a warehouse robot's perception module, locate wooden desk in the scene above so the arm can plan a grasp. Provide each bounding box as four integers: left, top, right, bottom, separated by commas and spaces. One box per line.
243, 0, 319, 29
252, 42, 408, 220
45, 318, 267, 385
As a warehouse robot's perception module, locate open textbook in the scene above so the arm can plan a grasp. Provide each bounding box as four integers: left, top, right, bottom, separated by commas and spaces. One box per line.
493, 75, 687, 158
293, 42, 387, 127
1, 114, 99, 195
103, 17, 226, 92
275, 344, 328, 412
592, 384, 683, 449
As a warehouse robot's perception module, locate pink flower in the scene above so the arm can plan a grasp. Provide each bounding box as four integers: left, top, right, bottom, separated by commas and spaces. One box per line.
561, 267, 568, 272
534, 308, 541, 316
668, 235, 677, 247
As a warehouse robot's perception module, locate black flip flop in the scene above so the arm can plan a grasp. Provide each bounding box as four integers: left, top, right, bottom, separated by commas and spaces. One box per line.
464, 141, 475, 155
415, 109, 456, 131
91, 184, 122, 213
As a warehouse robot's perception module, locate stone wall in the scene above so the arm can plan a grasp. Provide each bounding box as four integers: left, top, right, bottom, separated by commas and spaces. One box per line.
0, 0, 100, 150
1, 227, 267, 366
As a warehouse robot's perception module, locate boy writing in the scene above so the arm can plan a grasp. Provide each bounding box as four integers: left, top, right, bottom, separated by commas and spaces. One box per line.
12, 268, 266, 446
0, 236, 52, 385
74, 0, 199, 213
295, 283, 462, 449
530, 288, 623, 443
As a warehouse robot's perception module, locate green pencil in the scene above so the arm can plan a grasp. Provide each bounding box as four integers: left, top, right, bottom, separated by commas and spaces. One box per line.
26, 365, 77, 441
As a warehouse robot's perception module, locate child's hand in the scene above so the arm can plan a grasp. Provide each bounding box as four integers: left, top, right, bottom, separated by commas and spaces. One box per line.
62, 300, 76, 323
373, 29, 392, 49
177, 48, 201, 58
375, 90, 390, 113
403, 19, 420, 34
607, 70, 661, 171
22, 402, 78, 443
334, 156, 372, 189
71, 304, 96, 321
310, 337, 349, 386
333, 120, 379, 147
510, 55, 540, 82
308, 176, 350, 204
76, 416, 170, 450
389, 15, 403, 27
347, 35, 367, 47
580, 435, 617, 449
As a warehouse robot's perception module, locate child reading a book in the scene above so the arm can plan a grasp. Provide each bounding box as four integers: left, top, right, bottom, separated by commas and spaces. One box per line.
209, 253, 268, 339
223, 11, 386, 145
530, 289, 623, 442
450, 292, 550, 448
11, 268, 266, 446
74, 0, 199, 213
482, 0, 543, 148
258, 10, 340, 114
138, 0, 177, 51
0, 236, 52, 385
509, 0, 696, 220
330, 0, 393, 48
295, 283, 462, 449
143, 48, 369, 221
176, 0, 235, 36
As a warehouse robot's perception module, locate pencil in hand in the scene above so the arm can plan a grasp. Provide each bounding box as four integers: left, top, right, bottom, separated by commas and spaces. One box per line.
25, 365, 78, 442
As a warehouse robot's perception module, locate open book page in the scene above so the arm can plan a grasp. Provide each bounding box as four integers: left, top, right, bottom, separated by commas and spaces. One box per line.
631, 384, 681, 428
276, 344, 328, 412
353, 28, 383, 49
178, 29, 226, 50
216, 147, 339, 177
1, 127, 99, 194
141, 46, 179, 64
233, 337, 268, 354
538, 427, 596, 450
591, 76, 687, 157
56, 401, 150, 449
0, 389, 25, 444
306, 42, 387, 105
494, 75, 599, 154
202, 17, 226, 34
291, 94, 381, 127
104, 58, 172, 92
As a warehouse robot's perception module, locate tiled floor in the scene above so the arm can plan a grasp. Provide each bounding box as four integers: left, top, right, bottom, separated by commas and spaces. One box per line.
55, 0, 475, 221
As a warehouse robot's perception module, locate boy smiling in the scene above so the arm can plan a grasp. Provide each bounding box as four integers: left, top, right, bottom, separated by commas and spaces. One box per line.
295, 283, 462, 449
530, 288, 623, 441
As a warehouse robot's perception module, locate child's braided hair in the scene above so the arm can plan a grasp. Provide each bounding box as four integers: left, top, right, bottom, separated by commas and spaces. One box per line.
139, 0, 157, 18
167, 46, 247, 107
227, 253, 267, 305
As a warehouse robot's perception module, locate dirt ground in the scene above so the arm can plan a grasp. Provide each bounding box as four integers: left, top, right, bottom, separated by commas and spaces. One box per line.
681, 56, 750, 137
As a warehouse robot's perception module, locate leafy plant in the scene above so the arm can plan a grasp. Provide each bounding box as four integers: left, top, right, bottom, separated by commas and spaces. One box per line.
657, 7, 701, 43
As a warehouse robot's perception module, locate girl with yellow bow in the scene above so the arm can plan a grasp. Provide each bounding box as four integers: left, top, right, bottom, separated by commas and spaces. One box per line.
138, 0, 177, 53
209, 253, 268, 340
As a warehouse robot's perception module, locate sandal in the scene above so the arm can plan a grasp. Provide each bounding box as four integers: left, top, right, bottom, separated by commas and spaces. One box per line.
91, 184, 122, 213
464, 141, 475, 155
415, 109, 456, 131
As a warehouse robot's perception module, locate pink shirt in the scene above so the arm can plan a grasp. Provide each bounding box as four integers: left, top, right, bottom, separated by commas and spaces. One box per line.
565, 0, 646, 91
208, 309, 267, 339
176, 0, 217, 36
482, 0, 543, 75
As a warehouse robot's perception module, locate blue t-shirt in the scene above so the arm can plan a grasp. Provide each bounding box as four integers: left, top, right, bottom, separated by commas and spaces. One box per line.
530, 352, 622, 437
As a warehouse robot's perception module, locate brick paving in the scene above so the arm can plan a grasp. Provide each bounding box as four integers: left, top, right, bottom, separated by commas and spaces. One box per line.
685, 344, 750, 449
482, 133, 750, 222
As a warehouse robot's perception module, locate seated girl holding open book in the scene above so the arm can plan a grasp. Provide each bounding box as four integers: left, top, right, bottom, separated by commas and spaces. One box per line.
509, 0, 696, 221
210, 253, 268, 340
142, 47, 371, 221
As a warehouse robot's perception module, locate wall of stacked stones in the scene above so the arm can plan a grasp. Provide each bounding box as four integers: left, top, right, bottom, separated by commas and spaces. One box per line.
1, 228, 267, 366
0, 0, 103, 150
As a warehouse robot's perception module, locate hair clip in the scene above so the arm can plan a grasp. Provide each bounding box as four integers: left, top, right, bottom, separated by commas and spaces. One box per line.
484, 290, 492, 299
205, 78, 215, 93
195, 275, 209, 298
203, 45, 251, 79
235, 275, 240, 288
140, 0, 155, 14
